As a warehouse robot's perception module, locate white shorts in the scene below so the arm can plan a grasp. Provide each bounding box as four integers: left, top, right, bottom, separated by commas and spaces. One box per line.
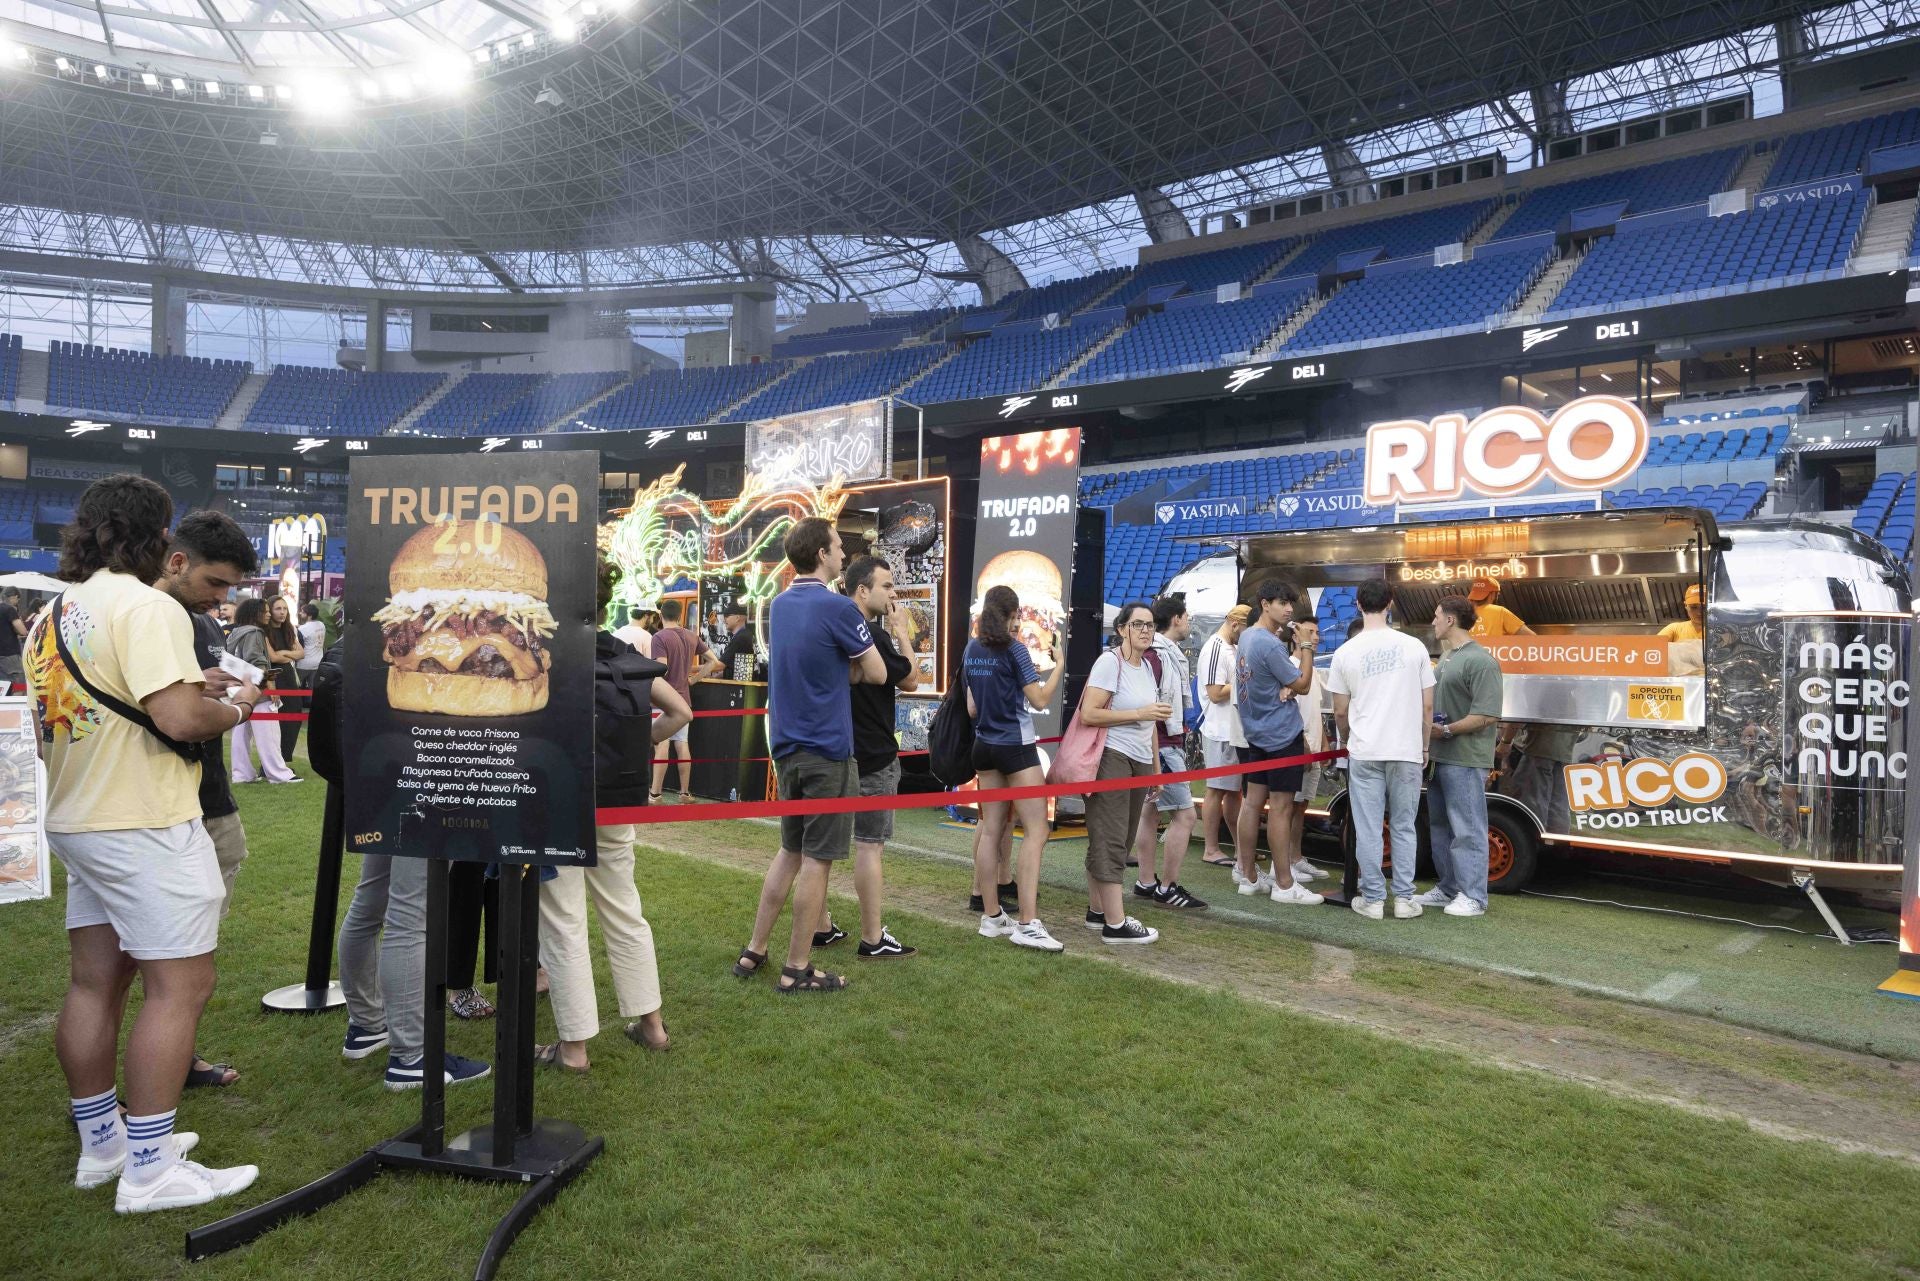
1295, 765, 1323, 804
1203, 737, 1241, 791
652, 706, 690, 745
53, 818, 223, 960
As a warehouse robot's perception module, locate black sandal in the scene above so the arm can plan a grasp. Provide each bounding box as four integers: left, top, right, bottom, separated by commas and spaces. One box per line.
775, 964, 847, 994
185, 1060, 239, 1089
732, 947, 769, 979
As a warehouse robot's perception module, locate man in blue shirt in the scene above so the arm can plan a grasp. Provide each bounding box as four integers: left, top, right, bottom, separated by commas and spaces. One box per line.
1233, 579, 1324, 907
736, 517, 885, 993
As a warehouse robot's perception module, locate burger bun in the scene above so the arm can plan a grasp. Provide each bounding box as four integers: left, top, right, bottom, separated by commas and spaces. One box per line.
388, 667, 550, 717
389, 520, 547, 599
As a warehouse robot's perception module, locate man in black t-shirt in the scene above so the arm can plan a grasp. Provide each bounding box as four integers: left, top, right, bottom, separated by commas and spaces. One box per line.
0, 587, 24, 689
814, 556, 920, 959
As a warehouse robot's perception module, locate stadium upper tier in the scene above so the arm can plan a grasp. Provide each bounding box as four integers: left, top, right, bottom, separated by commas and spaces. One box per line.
2, 106, 1917, 435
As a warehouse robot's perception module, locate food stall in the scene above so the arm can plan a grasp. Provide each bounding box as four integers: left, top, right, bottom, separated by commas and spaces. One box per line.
1205, 509, 1912, 904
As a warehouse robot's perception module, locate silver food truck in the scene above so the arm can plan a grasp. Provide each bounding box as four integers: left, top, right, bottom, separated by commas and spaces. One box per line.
1202, 509, 1911, 918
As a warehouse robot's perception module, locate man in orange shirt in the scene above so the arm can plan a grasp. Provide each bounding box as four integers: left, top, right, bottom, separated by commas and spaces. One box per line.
1468, 577, 1532, 640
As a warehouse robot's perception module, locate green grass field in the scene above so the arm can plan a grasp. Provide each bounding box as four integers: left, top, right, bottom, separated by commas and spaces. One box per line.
5, 757, 1920, 1280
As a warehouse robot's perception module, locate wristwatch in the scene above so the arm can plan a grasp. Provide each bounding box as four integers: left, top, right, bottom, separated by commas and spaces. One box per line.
1441, 722, 1454, 739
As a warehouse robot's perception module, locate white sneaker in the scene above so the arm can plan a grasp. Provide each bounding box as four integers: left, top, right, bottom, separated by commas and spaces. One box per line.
1411, 887, 1452, 908
1230, 865, 1249, 887
1010, 919, 1065, 952
76, 1132, 199, 1190
1350, 897, 1384, 921
1393, 896, 1424, 919
1290, 859, 1326, 883
978, 911, 1017, 938
1236, 873, 1276, 897
1270, 880, 1325, 906
1443, 894, 1487, 917
115, 1157, 258, 1214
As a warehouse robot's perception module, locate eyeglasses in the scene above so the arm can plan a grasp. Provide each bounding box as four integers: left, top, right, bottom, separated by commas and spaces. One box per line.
1123, 620, 1154, 631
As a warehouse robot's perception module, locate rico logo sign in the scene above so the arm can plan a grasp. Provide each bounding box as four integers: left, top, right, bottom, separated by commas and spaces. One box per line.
1362, 394, 1648, 506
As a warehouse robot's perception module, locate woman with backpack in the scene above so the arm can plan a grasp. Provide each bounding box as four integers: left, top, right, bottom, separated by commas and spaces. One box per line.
535, 554, 692, 1071
1073, 602, 1171, 945
226, 598, 301, 784
961, 584, 1066, 952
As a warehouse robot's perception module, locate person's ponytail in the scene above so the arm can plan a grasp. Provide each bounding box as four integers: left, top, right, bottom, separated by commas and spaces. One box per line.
977, 584, 1018, 649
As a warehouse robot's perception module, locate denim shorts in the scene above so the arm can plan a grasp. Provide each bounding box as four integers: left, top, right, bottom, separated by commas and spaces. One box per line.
1154, 745, 1193, 812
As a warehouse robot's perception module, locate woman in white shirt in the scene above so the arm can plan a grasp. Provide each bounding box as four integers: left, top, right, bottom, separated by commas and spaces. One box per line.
1074, 602, 1171, 945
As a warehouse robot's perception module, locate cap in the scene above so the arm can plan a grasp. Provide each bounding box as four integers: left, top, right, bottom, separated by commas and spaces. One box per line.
1467, 577, 1499, 602
1684, 584, 1703, 605
1225, 604, 1252, 623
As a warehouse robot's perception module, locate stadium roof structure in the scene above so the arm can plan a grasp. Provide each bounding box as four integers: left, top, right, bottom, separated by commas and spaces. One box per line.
0, 0, 1904, 301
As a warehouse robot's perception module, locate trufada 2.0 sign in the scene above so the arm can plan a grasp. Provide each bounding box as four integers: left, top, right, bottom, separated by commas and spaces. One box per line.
344, 453, 600, 866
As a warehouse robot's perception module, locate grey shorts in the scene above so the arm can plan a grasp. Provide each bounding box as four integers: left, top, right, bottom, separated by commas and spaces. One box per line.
776, 751, 857, 861
855, 759, 901, 843
53, 818, 223, 960
1295, 764, 1324, 805
1202, 736, 1241, 791
1153, 745, 1193, 812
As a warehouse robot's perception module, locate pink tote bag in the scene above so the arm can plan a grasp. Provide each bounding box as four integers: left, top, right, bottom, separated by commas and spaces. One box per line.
1047, 705, 1107, 787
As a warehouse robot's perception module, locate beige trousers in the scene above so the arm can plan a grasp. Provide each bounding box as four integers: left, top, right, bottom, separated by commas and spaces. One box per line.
205, 811, 249, 919
537, 824, 662, 1042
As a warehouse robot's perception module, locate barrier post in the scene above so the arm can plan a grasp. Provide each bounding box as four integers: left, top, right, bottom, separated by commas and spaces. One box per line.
260, 780, 347, 1014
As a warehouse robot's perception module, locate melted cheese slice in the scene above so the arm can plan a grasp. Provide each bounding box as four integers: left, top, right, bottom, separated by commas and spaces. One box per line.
387, 628, 548, 681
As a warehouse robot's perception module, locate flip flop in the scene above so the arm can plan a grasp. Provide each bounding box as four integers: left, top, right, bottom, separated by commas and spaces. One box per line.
1201, 854, 1236, 867
533, 1043, 589, 1074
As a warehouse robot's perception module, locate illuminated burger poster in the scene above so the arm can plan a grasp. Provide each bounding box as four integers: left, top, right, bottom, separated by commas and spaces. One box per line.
344, 452, 599, 867
970, 429, 1081, 738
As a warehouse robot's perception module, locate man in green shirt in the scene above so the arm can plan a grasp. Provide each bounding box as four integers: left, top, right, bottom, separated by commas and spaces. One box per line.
1415, 595, 1504, 917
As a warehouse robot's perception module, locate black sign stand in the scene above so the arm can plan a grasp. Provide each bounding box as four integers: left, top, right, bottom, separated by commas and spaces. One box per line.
189, 860, 602, 1280
260, 783, 348, 1013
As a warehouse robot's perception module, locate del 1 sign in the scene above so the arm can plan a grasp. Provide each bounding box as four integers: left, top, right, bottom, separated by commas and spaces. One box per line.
1363, 394, 1649, 506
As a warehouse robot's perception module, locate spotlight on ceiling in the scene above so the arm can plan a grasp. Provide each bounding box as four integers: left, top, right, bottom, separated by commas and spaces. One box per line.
170, 77, 187, 92
54, 56, 70, 72
141, 71, 158, 87
248, 83, 264, 99
534, 82, 565, 110
259, 129, 279, 146
92, 63, 108, 80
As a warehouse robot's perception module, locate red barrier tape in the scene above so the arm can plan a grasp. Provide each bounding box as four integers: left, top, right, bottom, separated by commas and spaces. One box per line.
691, 707, 766, 719
595, 748, 1345, 826
248, 712, 309, 722
644, 735, 1065, 767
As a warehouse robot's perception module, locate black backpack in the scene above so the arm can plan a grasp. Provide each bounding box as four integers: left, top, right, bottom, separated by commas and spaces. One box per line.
308, 642, 346, 787
928, 678, 975, 787
596, 638, 666, 808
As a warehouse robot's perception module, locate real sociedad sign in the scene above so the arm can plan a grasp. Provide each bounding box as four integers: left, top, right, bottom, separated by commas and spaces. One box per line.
1155, 496, 1247, 524
1363, 394, 1649, 506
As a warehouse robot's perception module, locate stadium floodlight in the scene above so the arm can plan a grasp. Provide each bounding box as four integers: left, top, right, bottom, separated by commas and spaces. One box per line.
474, 47, 491, 64
552, 18, 578, 40
383, 72, 410, 97
521, 33, 536, 49
259, 129, 278, 146
204, 80, 219, 94
13, 44, 28, 63
170, 77, 187, 92
360, 78, 381, 99
54, 56, 70, 72
534, 82, 565, 110
275, 83, 292, 100
92, 63, 107, 80
248, 83, 265, 99
141, 72, 159, 87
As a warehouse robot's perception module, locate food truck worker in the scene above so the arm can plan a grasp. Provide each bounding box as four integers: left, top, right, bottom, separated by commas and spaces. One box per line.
1467, 577, 1532, 640
1658, 584, 1706, 677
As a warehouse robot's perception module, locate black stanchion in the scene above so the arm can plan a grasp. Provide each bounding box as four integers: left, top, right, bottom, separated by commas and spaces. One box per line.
191, 857, 603, 1281
261, 782, 347, 1014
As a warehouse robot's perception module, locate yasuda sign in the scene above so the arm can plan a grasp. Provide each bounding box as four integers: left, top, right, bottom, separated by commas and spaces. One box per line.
1155, 496, 1247, 524
1362, 395, 1649, 506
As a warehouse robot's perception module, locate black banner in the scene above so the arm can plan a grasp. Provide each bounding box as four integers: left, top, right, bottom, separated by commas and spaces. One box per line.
968, 428, 1081, 740
344, 452, 600, 866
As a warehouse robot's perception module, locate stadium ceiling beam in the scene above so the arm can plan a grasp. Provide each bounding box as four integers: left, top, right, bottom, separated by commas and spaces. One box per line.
1320, 142, 1375, 202
190, 0, 256, 71
1133, 189, 1191, 243
953, 232, 1027, 303
282, 0, 377, 73
469, 0, 546, 34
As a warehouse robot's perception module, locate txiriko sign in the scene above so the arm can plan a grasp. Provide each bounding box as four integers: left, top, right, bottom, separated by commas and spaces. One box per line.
1362, 395, 1650, 506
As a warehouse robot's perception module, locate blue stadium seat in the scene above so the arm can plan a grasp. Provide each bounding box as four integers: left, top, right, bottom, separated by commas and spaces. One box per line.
1281, 249, 1548, 351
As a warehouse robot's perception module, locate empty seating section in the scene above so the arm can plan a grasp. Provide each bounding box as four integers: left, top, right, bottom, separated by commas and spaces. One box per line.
1641, 424, 1789, 466
1607, 481, 1769, 522
998, 269, 1129, 323
1494, 150, 1741, 241
1070, 286, 1311, 386
1852, 473, 1916, 558
731, 344, 950, 420
1765, 107, 1920, 188
0, 334, 20, 402
409, 373, 544, 435
246, 366, 444, 434
1548, 194, 1866, 316
898, 323, 1115, 404
1282, 250, 1547, 352
0, 483, 33, 541
779, 306, 956, 351
474, 371, 626, 435
46, 342, 250, 425
576, 363, 789, 432
1113, 241, 1299, 306
1283, 201, 1492, 277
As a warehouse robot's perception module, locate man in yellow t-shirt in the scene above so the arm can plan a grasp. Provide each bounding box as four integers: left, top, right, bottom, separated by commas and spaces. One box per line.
1659, 584, 1706, 675
1467, 577, 1532, 640
27, 474, 265, 1215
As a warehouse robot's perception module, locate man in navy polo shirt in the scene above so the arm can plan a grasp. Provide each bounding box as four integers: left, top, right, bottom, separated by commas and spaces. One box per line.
736, 517, 886, 993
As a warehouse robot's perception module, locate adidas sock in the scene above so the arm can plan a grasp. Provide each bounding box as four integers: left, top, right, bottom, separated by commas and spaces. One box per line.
71, 1087, 123, 1161
1136, 880, 1156, 892
122, 1109, 178, 1186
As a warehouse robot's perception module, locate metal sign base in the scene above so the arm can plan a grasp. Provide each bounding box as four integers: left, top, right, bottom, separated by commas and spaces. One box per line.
260, 980, 345, 1014
191, 861, 601, 1281
260, 784, 349, 1016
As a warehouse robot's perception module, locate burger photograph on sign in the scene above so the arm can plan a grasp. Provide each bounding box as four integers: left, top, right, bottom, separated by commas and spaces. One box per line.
372, 519, 558, 716
973, 549, 1065, 673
